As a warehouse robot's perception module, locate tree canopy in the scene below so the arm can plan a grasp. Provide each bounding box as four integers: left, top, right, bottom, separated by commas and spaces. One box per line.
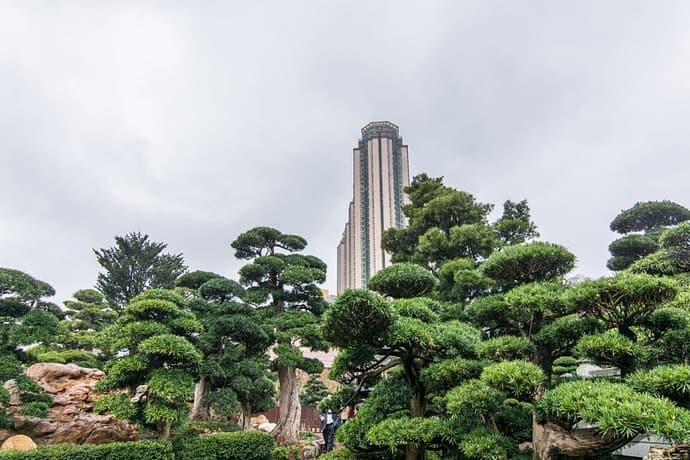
94, 232, 187, 311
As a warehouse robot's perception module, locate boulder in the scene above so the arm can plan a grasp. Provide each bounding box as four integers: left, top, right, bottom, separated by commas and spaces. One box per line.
1, 435, 36, 451
2, 363, 137, 445
258, 422, 276, 433
251, 414, 269, 426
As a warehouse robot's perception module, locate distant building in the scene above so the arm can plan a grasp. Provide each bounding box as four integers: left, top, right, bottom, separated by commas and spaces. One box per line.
336, 122, 411, 293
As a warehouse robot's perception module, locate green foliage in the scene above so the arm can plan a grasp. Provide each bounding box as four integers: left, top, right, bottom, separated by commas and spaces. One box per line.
94, 232, 187, 311
480, 360, 544, 401
626, 365, 690, 408
476, 336, 536, 362
537, 379, 690, 440
607, 234, 659, 271
300, 374, 329, 407
446, 380, 504, 418
173, 431, 275, 460
552, 356, 578, 375
0, 440, 173, 460
574, 332, 646, 374
567, 273, 678, 337
175, 271, 222, 290
323, 289, 393, 348
493, 200, 540, 246
0, 354, 22, 382
21, 401, 50, 417
366, 416, 445, 450
367, 263, 437, 299
458, 429, 512, 460
94, 393, 138, 419
97, 289, 202, 437
420, 358, 485, 395
610, 201, 690, 234
480, 242, 576, 289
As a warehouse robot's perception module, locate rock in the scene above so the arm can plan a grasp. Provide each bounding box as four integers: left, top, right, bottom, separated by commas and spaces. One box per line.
1, 435, 36, 451
2, 363, 137, 445
130, 385, 148, 404
258, 422, 276, 433
251, 414, 269, 426
302, 445, 319, 459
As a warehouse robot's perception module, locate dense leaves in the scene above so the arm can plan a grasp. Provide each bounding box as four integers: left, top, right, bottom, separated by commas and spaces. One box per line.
94, 232, 187, 311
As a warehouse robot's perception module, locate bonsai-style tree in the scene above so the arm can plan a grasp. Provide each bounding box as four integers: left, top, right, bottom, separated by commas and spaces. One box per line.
630, 221, 690, 276
323, 263, 484, 460
607, 201, 690, 271
95, 289, 202, 439
32, 289, 117, 367
94, 232, 188, 311
300, 375, 329, 408
176, 271, 275, 430
231, 227, 327, 444
0, 268, 61, 366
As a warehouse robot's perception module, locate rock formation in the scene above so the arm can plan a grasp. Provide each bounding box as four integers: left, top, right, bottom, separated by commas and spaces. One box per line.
2, 363, 137, 445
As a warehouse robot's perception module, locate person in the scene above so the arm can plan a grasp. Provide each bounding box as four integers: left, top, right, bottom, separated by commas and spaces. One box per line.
320, 408, 341, 452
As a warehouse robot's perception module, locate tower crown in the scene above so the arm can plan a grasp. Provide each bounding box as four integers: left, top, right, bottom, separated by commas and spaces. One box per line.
361, 121, 400, 141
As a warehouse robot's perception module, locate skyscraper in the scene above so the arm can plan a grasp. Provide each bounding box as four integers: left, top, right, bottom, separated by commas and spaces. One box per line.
337, 121, 411, 293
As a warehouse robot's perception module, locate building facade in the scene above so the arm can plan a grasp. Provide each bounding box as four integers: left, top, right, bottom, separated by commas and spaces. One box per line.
336, 121, 411, 293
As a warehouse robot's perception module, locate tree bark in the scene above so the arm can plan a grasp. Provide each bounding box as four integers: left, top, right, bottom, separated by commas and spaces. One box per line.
532, 417, 632, 459
240, 401, 252, 432
405, 392, 426, 460
272, 366, 301, 445
190, 376, 210, 420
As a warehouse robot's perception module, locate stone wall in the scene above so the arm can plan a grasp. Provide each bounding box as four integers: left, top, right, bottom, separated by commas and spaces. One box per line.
645, 444, 690, 460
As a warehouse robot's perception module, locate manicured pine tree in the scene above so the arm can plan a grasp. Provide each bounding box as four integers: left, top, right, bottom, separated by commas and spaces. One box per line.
231, 227, 328, 445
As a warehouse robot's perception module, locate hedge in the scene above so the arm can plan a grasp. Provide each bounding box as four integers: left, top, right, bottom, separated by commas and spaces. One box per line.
174, 431, 275, 460
0, 432, 275, 460
0, 440, 172, 460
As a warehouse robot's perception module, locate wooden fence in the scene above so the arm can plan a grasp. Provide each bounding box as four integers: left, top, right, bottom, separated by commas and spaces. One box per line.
260, 406, 321, 433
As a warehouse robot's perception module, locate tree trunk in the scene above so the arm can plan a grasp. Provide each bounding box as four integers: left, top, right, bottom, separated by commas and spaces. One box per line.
539, 344, 554, 388
241, 401, 252, 431
272, 366, 301, 445
190, 376, 210, 420
158, 421, 172, 440
532, 416, 632, 459
405, 392, 426, 460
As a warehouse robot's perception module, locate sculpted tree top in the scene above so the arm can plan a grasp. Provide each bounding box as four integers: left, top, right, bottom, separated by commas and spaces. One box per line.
94, 232, 187, 311
177, 271, 275, 430
607, 201, 690, 271
231, 227, 327, 445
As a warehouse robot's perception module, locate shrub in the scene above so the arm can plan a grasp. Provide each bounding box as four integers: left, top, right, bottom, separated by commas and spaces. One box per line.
21, 402, 50, 418
0, 440, 173, 460
173, 431, 275, 460
476, 336, 536, 362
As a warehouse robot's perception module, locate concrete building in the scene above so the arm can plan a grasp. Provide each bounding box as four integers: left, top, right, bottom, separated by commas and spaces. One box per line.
336, 121, 411, 293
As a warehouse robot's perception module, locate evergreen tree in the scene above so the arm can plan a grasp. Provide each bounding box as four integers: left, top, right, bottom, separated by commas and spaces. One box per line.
607, 201, 690, 271
176, 271, 275, 430
300, 375, 329, 408
94, 232, 188, 311
95, 289, 202, 439
231, 227, 328, 445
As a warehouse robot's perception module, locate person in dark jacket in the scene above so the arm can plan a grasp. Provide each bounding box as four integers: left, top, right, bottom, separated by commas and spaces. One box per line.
320, 409, 342, 452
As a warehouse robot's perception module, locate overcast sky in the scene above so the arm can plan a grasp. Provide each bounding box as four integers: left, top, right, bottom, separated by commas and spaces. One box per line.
2, 1, 690, 304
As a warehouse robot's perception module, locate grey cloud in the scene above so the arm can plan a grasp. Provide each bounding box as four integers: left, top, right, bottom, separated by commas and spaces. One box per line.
2, 1, 690, 302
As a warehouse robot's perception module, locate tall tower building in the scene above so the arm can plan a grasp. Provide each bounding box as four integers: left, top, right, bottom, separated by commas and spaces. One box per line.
337, 121, 411, 293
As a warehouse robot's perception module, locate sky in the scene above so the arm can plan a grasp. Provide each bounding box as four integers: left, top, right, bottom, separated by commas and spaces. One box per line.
2, 1, 690, 304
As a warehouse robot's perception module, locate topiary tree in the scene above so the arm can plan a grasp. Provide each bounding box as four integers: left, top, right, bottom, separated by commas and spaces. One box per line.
324, 262, 486, 460
607, 201, 690, 271
535, 379, 690, 459
231, 227, 328, 445
300, 375, 329, 408
32, 289, 118, 367
177, 272, 275, 429
95, 289, 202, 439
